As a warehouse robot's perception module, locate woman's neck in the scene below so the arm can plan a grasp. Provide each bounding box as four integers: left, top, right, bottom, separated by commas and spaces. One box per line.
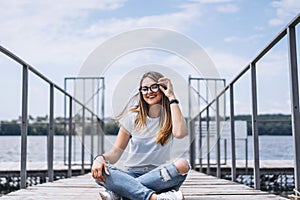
148, 104, 161, 118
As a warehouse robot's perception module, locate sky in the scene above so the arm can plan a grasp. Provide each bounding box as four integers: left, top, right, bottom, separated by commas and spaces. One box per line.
0, 0, 300, 120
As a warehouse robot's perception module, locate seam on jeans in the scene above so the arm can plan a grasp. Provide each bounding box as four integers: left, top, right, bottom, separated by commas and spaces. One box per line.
160, 167, 171, 182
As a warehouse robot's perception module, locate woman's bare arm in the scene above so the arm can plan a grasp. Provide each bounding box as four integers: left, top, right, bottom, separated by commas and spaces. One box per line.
91, 126, 131, 182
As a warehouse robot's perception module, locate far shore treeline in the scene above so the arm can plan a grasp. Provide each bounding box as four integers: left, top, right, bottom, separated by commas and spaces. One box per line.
0, 114, 292, 136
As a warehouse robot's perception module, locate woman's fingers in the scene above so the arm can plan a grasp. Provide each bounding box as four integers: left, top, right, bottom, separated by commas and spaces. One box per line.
91, 162, 109, 182
104, 163, 110, 175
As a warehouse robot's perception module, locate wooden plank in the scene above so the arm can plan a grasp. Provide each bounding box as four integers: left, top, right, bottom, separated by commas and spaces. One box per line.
181, 171, 288, 200
1, 174, 102, 200
0, 170, 288, 200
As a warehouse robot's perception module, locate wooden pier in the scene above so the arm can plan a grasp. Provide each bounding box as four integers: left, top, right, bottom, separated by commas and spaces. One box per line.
0, 161, 91, 177
197, 160, 294, 175
0, 170, 288, 199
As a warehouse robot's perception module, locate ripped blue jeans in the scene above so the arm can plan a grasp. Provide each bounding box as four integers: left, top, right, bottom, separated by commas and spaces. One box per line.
95, 162, 188, 200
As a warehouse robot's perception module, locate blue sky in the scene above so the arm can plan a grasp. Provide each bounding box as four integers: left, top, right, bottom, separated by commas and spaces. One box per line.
0, 0, 299, 120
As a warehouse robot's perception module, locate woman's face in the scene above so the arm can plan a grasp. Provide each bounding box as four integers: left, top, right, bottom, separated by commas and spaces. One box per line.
140, 77, 163, 106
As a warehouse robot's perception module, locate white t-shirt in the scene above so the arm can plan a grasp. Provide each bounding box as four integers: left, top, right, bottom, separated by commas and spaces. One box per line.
119, 112, 173, 168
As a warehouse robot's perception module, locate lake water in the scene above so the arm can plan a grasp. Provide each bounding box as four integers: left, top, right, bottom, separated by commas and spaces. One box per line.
0, 135, 294, 163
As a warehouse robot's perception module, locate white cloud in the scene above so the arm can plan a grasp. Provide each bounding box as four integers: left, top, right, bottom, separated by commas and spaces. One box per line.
207, 49, 247, 77
216, 4, 239, 13
0, 0, 207, 121
0, 0, 203, 86
269, 18, 284, 26
0, 0, 127, 63
83, 3, 202, 37
187, 0, 239, 13
254, 26, 265, 31
269, 0, 300, 26
224, 34, 264, 43
188, 0, 234, 3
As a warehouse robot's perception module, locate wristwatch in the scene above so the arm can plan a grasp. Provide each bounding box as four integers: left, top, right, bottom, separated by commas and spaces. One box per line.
169, 99, 179, 104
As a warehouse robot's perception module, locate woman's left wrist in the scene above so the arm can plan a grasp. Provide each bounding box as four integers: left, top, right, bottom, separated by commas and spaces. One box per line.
168, 95, 176, 101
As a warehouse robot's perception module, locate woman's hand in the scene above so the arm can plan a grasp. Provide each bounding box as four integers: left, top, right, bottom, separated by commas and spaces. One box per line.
158, 77, 175, 99
91, 156, 110, 183
91, 127, 130, 182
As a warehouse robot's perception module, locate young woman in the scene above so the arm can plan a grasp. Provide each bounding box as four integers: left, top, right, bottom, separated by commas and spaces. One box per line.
92, 71, 190, 200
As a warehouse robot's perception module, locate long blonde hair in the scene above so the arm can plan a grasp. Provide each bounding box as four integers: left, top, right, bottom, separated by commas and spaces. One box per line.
120, 71, 172, 145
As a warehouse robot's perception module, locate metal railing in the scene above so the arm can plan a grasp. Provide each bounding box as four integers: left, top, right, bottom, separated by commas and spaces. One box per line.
63, 77, 105, 169
0, 45, 105, 189
189, 13, 300, 191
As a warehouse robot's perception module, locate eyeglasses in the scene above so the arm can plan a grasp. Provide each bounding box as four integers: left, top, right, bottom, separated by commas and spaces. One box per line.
139, 83, 160, 94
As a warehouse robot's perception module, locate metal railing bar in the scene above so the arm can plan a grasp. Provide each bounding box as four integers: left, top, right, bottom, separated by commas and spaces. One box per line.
81, 107, 85, 175
20, 64, 28, 189
229, 65, 251, 86
67, 97, 73, 178
190, 86, 208, 104
229, 84, 236, 181
251, 62, 260, 190
0, 45, 101, 120
189, 77, 226, 81
289, 13, 300, 27
288, 24, 300, 191
252, 14, 299, 64
206, 108, 210, 175
0, 45, 30, 68
189, 120, 196, 169
47, 83, 54, 182
252, 30, 287, 64
90, 116, 95, 168
198, 15, 300, 120
65, 77, 105, 80
216, 97, 221, 178
191, 10, 299, 192
199, 114, 203, 172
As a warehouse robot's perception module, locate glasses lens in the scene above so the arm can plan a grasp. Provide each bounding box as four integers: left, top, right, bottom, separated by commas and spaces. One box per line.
140, 87, 148, 94
150, 84, 159, 92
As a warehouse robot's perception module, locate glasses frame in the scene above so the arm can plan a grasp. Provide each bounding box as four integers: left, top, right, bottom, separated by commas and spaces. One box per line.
139, 83, 166, 94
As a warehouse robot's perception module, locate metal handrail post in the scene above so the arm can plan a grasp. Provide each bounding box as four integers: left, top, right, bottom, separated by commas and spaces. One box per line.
230, 84, 236, 181
97, 80, 100, 154
245, 137, 248, 175
67, 97, 73, 178
216, 97, 221, 178
47, 84, 54, 182
20, 65, 28, 189
63, 79, 67, 165
190, 119, 196, 169
199, 113, 203, 172
91, 80, 95, 167
97, 118, 100, 154
206, 108, 210, 175
188, 76, 194, 168
101, 78, 105, 154
224, 139, 227, 165
251, 62, 260, 190
91, 115, 94, 167
81, 107, 85, 175
288, 25, 300, 191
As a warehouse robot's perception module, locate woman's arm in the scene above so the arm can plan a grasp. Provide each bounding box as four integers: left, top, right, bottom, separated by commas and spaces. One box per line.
91, 126, 131, 182
158, 77, 187, 139
169, 101, 187, 138
102, 126, 131, 163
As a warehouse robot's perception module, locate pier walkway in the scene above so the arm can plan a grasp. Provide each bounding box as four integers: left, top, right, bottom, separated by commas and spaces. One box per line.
0, 170, 288, 200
